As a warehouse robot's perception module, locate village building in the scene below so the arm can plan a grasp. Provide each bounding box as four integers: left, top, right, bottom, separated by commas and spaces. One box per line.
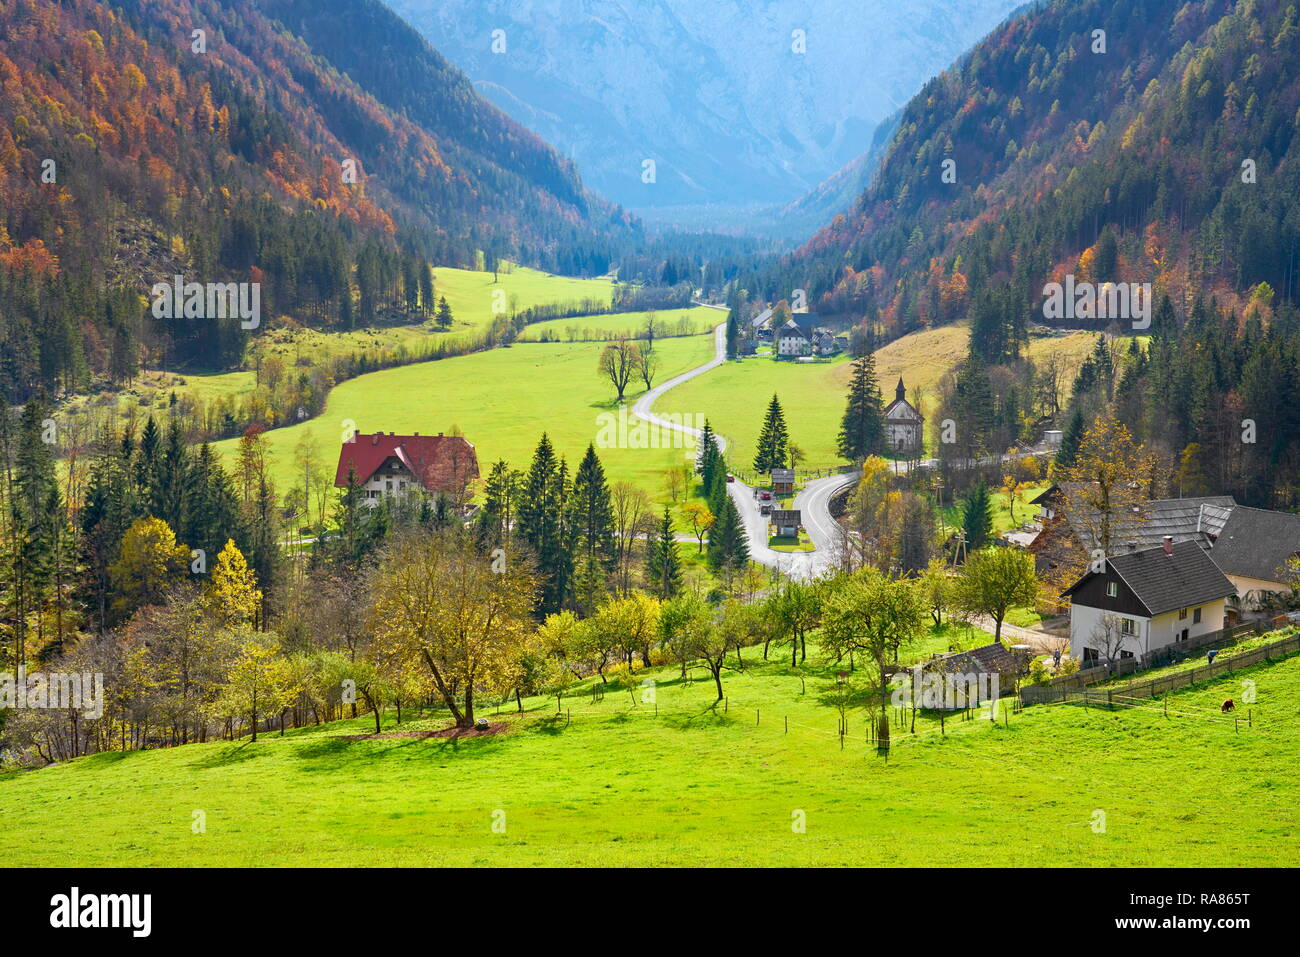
771, 509, 801, 538
912, 642, 1030, 708
335, 432, 479, 506
1062, 538, 1236, 665
1206, 505, 1300, 608
1027, 485, 1234, 575
770, 468, 795, 496
776, 320, 814, 357
749, 307, 774, 341
882, 378, 924, 454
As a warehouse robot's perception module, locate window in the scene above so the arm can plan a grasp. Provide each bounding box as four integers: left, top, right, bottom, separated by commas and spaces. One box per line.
1121, 618, 1136, 636
1120, 650, 1135, 659
1106, 581, 1118, 598
1193, 607, 1202, 624
1083, 647, 1099, 664
1179, 608, 1188, 620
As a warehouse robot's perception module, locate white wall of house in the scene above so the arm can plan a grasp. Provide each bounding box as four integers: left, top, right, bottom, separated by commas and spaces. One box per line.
778, 335, 810, 356
1227, 575, 1287, 608
362, 461, 415, 505
1071, 599, 1226, 660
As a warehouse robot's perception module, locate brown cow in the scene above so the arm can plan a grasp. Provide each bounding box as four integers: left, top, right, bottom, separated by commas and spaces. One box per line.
1221, 698, 1235, 713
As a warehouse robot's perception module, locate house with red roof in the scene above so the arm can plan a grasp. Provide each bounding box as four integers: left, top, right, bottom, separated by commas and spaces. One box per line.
334, 432, 479, 506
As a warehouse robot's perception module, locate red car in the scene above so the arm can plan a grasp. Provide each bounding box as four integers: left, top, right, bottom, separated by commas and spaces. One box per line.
759, 490, 772, 501
726, 473, 735, 483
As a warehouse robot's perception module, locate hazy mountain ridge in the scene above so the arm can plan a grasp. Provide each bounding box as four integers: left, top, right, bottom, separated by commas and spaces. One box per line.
386, 0, 1025, 213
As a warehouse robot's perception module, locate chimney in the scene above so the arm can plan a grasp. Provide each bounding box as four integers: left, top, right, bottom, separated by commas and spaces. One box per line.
370, 433, 379, 446
1163, 536, 1174, 556
413, 431, 419, 436
437, 432, 444, 437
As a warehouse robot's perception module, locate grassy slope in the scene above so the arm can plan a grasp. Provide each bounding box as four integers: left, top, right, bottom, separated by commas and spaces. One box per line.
2, 643, 1295, 866
60, 265, 616, 424
210, 335, 716, 498
518, 306, 717, 342
660, 325, 1101, 471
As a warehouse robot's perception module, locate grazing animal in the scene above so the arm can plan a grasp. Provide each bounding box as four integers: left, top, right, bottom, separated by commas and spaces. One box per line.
1221, 698, 1235, 713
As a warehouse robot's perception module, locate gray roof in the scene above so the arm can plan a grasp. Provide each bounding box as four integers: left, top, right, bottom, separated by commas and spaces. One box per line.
779, 320, 812, 340
1210, 505, 1300, 584
1068, 540, 1236, 617
750, 307, 773, 328
924, 642, 1026, 677
1045, 485, 1236, 552
771, 510, 801, 524
770, 468, 795, 482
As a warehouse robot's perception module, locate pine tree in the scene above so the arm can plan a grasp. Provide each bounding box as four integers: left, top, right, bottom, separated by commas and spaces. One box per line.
707, 494, 749, 573
1056, 407, 1086, 467
696, 419, 723, 490
837, 354, 885, 461
570, 444, 615, 565
646, 508, 683, 598
518, 434, 573, 613
725, 305, 741, 359
753, 394, 790, 473
961, 482, 994, 551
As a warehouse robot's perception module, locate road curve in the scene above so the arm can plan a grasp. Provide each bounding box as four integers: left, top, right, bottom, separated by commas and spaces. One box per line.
629, 316, 858, 580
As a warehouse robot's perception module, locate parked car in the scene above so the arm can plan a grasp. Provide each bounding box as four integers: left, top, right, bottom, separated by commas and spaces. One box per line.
760, 504, 772, 516
726, 473, 735, 483
760, 490, 772, 501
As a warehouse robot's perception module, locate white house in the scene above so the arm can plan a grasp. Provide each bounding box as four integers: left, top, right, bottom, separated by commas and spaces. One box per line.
777, 320, 813, 357
335, 432, 479, 507
1062, 538, 1235, 664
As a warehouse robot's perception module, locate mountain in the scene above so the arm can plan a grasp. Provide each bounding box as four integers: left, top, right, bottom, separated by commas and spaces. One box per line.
0, 0, 633, 400
784, 0, 1300, 340
385, 0, 1025, 213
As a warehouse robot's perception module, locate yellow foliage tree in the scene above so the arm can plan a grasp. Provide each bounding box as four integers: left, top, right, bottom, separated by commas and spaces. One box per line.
204, 539, 262, 629
109, 517, 189, 618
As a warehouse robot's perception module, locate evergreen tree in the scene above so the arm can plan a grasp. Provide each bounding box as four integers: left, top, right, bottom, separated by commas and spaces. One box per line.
707, 494, 749, 573
518, 434, 573, 613
1056, 407, 1086, 467
696, 419, 723, 491
898, 495, 935, 575
570, 444, 615, 566
645, 507, 683, 598
961, 481, 994, 551
837, 354, 885, 461
753, 394, 790, 473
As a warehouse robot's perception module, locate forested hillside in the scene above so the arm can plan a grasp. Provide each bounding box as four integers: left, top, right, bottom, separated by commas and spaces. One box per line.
764, 0, 1300, 507
0, 0, 634, 402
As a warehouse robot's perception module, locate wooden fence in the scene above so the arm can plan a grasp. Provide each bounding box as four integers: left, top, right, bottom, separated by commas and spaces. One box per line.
1020, 629, 1299, 706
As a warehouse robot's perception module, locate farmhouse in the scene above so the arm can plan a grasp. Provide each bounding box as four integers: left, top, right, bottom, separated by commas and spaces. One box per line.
335, 432, 479, 506
771, 468, 795, 496
1062, 538, 1235, 664
771, 509, 801, 538
883, 378, 924, 454
776, 320, 813, 357
1028, 485, 1235, 574
1206, 505, 1300, 608
749, 307, 774, 341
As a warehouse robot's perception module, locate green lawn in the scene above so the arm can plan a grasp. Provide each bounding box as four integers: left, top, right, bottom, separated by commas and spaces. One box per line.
2, 640, 1296, 866
210, 335, 717, 500
518, 306, 717, 342
661, 325, 1101, 472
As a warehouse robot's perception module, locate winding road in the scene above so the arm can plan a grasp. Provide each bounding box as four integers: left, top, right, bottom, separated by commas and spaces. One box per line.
631, 315, 857, 581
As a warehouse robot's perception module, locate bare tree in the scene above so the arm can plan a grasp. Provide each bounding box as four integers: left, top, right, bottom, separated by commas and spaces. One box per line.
598, 338, 641, 401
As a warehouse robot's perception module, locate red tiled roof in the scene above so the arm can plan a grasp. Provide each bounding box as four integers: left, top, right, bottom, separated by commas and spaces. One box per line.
334, 433, 479, 494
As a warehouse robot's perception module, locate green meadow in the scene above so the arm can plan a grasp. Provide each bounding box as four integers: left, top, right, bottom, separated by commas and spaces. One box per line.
661, 326, 1101, 471
518, 306, 717, 342
2, 640, 1295, 866
210, 334, 717, 498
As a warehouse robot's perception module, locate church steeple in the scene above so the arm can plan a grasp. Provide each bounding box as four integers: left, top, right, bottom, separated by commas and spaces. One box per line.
895, 377, 906, 403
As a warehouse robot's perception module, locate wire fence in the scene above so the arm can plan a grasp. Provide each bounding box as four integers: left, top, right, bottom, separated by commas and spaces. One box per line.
1020, 631, 1299, 707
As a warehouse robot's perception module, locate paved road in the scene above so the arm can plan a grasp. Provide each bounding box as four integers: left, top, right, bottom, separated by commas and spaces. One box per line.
631, 320, 729, 455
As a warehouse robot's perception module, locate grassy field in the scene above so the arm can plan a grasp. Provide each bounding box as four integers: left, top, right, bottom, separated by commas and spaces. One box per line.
210, 335, 717, 500
2, 639, 1296, 866
661, 325, 1102, 471
518, 306, 717, 342
942, 482, 1050, 534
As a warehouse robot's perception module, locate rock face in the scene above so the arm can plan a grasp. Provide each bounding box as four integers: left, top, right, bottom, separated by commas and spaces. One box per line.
386, 0, 1023, 212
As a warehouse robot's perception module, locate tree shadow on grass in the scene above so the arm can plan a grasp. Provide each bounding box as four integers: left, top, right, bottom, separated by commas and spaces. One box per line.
189, 741, 260, 769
